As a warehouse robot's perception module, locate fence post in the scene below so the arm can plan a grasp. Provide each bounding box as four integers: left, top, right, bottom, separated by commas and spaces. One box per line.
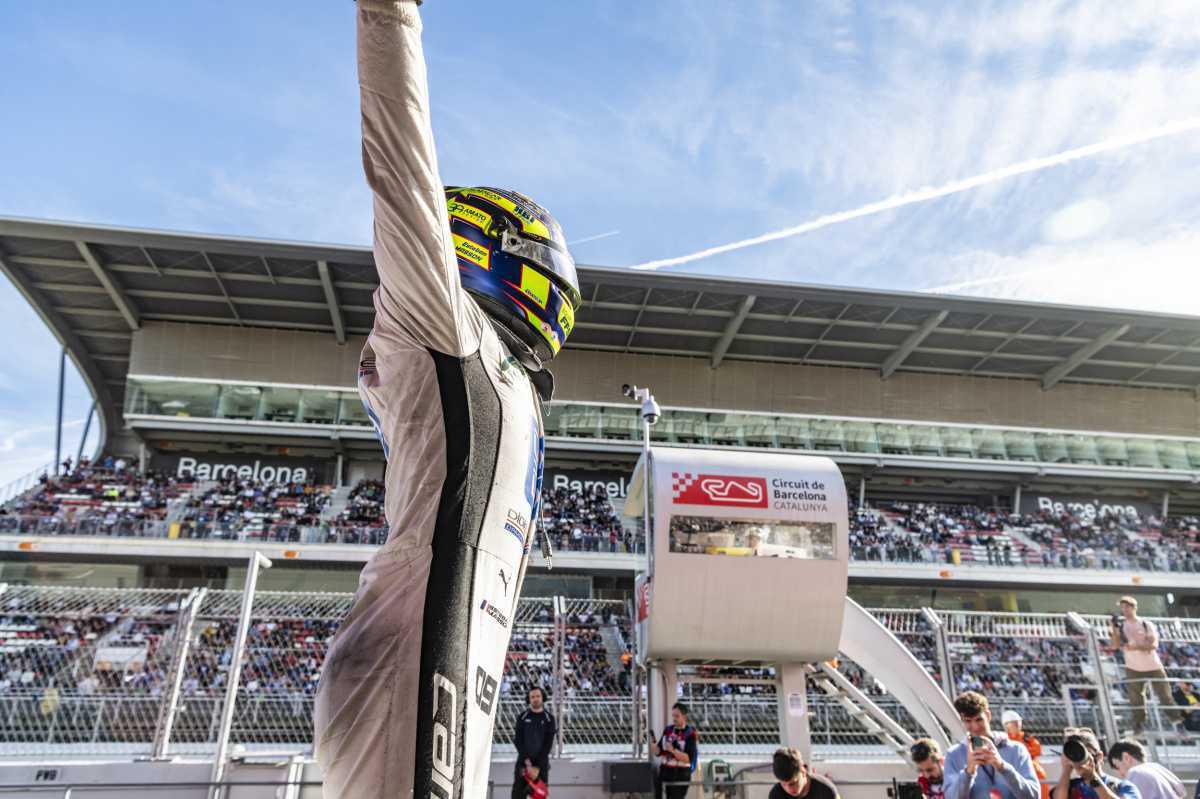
1067, 612, 1119, 745
553, 596, 565, 757
210, 552, 272, 799
153, 587, 208, 759
921, 607, 955, 698
627, 598, 638, 758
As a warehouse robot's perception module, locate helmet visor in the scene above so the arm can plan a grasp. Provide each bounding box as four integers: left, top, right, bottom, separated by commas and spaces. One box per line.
500, 233, 580, 308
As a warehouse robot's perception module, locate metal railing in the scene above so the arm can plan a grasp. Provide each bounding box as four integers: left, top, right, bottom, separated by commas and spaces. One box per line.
1, 586, 1200, 761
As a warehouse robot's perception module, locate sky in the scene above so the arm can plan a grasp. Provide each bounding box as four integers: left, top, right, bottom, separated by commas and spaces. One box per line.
1, 1, 1199, 485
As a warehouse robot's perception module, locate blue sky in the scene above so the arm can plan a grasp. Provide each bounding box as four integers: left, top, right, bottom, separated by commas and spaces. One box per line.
2, 1, 1200, 484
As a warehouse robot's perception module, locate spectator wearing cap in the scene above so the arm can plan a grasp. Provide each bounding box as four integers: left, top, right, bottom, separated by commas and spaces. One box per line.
1109, 596, 1185, 735
1107, 739, 1183, 799
1004, 710, 1049, 799
944, 691, 1041, 799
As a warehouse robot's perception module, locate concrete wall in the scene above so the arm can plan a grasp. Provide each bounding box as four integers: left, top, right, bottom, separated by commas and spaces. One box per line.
129, 322, 1200, 437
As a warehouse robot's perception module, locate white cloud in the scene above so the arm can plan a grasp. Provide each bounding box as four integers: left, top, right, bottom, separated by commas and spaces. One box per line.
1042, 199, 1113, 243
921, 227, 1200, 314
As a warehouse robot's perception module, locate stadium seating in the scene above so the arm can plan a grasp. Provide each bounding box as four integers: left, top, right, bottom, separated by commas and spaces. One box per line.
8, 465, 1200, 573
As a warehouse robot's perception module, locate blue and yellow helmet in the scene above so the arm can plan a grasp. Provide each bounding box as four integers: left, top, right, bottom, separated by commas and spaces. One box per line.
446, 186, 581, 361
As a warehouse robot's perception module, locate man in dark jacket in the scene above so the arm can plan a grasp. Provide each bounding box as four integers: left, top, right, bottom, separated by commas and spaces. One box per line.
513, 686, 556, 798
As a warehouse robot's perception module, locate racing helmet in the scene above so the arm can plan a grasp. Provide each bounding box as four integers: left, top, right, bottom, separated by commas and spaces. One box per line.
446, 186, 581, 362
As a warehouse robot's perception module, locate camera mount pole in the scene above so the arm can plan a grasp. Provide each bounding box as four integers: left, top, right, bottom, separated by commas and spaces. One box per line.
1068, 612, 1119, 744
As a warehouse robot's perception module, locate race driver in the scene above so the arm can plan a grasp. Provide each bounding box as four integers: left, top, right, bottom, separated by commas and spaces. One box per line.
313, 2, 581, 797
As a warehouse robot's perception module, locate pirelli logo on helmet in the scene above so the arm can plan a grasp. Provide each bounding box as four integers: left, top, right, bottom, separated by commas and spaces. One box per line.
452, 233, 490, 270
447, 200, 491, 232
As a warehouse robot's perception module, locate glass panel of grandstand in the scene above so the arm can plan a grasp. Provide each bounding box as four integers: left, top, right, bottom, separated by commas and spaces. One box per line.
259, 386, 301, 423
216, 384, 261, 420
336, 392, 371, 427
599, 406, 639, 441
972, 428, 1007, 459
298, 389, 339, 425
1126, 437, 1162, 469
873, 423, 907, 455
846, 420, 882, 453
773, 417, 812, 450
1003, 430, 1038, 461
1035, 432, 1070, 463
126, 380, 218, 418
938, 426, 974, 458
810, 419, 845, 452
1158, 439, 1190, 470
1066, 434, 1101, 464
908, 425, 944, 457
706, 413, 746, 447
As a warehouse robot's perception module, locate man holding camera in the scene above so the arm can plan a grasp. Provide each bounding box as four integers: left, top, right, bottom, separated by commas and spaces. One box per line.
1052, 728, 1140, 799
910, 738, 946, 799
943, 692, 1041, 799
1110, 596, 1185, 735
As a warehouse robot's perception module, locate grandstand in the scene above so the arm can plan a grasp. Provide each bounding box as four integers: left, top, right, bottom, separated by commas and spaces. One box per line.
5, 217, 1200, 793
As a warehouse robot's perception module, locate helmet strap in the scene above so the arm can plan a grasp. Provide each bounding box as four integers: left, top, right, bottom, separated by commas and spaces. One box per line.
490, 320, 555, 402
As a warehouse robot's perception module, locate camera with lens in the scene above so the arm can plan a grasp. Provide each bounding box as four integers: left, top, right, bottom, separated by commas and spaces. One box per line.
1062, 736, 1090, 765
889, 780, 924, 799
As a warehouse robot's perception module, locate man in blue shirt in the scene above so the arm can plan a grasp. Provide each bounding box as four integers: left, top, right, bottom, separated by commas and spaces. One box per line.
1053, 729, 1140, 799
944, 692, 1042, 799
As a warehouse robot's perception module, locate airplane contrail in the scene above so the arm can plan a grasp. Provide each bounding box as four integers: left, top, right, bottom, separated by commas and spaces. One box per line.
922, 268, 1047, 294
628, 117, 1200, 271
568, 229, 621, 246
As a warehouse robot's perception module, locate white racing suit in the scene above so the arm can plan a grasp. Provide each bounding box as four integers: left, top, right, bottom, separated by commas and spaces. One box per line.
314, 2, 545, 796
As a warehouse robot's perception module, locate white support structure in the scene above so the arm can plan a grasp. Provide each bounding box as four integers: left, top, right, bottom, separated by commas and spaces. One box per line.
210, 552, 272, 799
152, 587, 208, 759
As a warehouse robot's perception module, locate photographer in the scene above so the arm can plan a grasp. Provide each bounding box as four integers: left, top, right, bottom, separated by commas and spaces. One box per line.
944, 692, 1041, 799
1052, 728, 1140, 799
1109, 596, 1184, 735
910, 738, 946, 799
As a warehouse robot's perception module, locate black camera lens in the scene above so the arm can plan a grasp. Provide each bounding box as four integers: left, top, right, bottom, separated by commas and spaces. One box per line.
1063, 738, 1088, 763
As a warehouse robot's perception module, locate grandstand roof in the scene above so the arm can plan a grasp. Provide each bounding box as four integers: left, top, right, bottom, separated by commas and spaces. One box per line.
5, 216, 1200, 443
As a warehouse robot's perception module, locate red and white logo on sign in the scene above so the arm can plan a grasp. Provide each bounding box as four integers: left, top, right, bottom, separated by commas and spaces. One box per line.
671, 472, 768, 508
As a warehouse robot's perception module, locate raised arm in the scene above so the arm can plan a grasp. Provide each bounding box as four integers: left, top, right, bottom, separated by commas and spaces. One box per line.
357, 0, 481, 356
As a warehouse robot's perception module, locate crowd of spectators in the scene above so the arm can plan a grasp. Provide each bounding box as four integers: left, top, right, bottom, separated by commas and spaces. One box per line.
539, 485, 633, 553
0, 457, 188, 536
177, 477, 332, 542
847, 501, 1200, 573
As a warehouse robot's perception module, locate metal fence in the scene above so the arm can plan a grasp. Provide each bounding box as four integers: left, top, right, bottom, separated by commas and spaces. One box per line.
2, 584, 1199, 762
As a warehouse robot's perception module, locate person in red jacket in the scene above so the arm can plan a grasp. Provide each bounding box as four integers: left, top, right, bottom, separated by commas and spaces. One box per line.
1004, 710, 1049, 799
520, 763, 548, 799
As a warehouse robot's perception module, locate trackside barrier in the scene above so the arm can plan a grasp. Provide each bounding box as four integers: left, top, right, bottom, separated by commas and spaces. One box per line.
0, 587, 1197, 758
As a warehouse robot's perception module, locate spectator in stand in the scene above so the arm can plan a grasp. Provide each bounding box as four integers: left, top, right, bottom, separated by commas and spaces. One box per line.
944, 691, 1040, 799
910, 738, 946, 799
1003, 710, 1049, 799
1107, 740, 1184, 799
512, 686, 556, 799
1170, 681, 1200, 732
650, 702, 698, 799
1052, 728, 1139, 799
1110, 596, 1185, 735
770, 746, 839, 799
